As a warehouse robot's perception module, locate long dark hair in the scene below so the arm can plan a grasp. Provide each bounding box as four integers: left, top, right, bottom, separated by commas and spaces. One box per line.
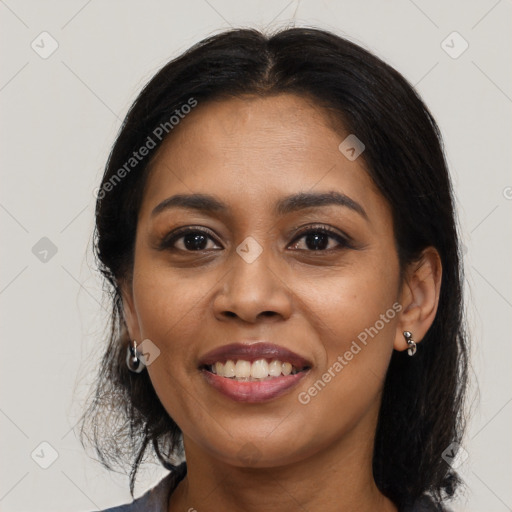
78, 27, 469, 508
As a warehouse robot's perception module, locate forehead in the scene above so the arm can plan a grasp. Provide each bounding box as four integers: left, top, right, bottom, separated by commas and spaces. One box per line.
139, 94, 389, 227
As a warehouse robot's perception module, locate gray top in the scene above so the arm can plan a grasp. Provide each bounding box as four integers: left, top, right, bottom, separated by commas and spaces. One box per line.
97, 463, 186, 512
95, 462, 451, 512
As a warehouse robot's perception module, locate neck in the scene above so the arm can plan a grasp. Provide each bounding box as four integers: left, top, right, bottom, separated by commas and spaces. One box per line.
168, 407, 398, 512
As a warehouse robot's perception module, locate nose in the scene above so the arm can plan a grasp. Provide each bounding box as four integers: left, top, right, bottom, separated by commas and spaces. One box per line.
212, 244, 293, 324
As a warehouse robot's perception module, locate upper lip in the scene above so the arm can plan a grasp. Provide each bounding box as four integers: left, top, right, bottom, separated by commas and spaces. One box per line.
198, 342, 312, 369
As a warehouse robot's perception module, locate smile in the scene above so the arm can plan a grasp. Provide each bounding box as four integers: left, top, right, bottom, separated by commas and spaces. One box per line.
198, 341, 312, 402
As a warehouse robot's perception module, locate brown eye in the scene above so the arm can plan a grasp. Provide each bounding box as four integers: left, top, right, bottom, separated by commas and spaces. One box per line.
159, 228, 222, 252
288, 225, 352, 252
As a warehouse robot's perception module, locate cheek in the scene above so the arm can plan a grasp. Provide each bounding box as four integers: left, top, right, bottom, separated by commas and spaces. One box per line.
130, 261, 212, 430
287, 288, 398, 450
132, 262, 209, 356
302, 250, 399, 336
296, 256, 400, 394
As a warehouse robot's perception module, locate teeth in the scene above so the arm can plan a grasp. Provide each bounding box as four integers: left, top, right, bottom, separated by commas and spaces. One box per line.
208, 359, 303, 379
282, 362, 292, 376
251, 359, 269, 379
235, 360, 251, 378
223, 360, 236, 378
268, 360, 282, 377
214, 362, 224, 375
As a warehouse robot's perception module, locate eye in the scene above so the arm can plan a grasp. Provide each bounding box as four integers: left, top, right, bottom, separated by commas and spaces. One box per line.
158, 224, 352, 253
159, 227, 222, 252
288, 225, 352, 252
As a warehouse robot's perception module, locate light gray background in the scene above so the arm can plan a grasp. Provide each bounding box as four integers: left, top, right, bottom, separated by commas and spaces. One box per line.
1, 1, 511, 511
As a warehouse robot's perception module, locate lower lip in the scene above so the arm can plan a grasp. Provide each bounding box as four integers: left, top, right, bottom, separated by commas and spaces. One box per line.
201, 369, 309, 403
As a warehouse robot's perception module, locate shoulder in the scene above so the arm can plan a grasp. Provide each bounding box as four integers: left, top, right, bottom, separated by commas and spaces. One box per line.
94, 462, 187, 512
401, 494, 455, 512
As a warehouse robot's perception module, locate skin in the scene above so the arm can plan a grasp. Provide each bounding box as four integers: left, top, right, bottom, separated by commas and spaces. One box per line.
122, 94, 442, 512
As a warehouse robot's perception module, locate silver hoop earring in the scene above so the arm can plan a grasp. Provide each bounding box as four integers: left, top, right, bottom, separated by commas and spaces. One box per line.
126, 340, 145, 373
403, 331, 417, 356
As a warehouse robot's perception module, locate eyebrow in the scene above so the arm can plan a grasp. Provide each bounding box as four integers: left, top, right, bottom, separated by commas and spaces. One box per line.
151, 191, 368, 220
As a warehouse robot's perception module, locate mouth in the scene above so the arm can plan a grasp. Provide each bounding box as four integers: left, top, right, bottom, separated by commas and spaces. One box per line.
198, 342, 312, 402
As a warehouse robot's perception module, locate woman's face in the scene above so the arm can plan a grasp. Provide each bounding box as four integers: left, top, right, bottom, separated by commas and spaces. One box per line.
123, 93, 405, 467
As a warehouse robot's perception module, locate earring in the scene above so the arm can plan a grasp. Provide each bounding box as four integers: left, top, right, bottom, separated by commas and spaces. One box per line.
126, 340, 145, 373
403, 331, 417, 356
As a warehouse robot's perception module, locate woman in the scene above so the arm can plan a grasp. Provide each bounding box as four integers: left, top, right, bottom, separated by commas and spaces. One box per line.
79, 27, 469, 511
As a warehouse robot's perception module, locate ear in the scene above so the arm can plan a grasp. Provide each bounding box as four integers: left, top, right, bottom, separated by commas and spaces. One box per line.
119, 280, 142, 342
394, 247, 442, 352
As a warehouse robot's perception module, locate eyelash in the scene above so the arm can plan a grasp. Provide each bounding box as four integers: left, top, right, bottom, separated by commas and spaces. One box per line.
159, 224, 353, 253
